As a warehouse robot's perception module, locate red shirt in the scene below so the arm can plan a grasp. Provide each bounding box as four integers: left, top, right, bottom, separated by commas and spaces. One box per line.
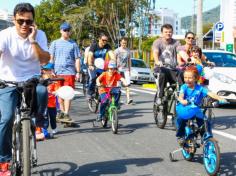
98, 71, 122, 94
47, 83, 59, 108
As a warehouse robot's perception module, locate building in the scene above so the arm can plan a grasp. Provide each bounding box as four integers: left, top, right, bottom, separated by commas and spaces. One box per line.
132, 7, 181, 37
219, 0, 236, 52
0, 9, 13, 22
149, 8, 181, 36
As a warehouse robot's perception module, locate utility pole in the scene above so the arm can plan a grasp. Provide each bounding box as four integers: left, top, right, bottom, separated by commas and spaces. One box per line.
196, 0, 203, 48
191, 0, 196, 32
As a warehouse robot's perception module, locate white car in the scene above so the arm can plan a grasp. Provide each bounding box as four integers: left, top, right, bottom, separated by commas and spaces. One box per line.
130, 58, 155, 84
203, 50, 236, 103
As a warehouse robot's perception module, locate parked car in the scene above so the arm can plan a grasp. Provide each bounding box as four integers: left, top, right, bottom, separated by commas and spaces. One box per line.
203, 50, 236, 103
130, 58, 155, 84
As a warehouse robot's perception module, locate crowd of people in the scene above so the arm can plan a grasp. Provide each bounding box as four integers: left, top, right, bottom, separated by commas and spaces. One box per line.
0, 2, 226, 175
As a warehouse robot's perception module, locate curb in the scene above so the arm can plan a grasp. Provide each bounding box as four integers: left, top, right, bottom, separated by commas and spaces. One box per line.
142, 84, 156, 90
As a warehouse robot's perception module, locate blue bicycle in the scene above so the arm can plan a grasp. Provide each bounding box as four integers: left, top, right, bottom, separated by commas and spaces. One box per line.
169, 101, 227, 176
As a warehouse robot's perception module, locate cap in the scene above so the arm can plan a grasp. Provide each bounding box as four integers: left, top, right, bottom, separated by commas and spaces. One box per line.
41, 63, 54, 70
60, 22, 71, 30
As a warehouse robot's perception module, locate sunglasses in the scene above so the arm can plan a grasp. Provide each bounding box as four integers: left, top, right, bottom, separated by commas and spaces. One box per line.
187, 37, 194, 40
63, 29, 70, 32
16, 19, 33, 26
101, 39, 108, 42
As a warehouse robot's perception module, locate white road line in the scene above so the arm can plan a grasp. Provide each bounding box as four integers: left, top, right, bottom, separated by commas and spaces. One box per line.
121, 90, 137, 95
213, 130, 236, 141
74, 90, 82, 95
130, 88, 156, 95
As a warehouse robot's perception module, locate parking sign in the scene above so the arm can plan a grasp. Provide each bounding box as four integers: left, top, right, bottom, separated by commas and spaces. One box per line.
215, 22, 224, 31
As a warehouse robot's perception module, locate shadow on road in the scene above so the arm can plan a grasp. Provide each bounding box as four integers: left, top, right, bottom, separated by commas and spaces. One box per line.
175, 151, 236, 175
212, 115, 236, 130
77, 157, 163, 176
32, 157, 162, 176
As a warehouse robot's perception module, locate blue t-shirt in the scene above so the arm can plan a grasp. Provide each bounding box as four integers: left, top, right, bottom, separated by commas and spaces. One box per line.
180, 84, 209, 106
49, 39, 80, 75
89, 43, 111, 60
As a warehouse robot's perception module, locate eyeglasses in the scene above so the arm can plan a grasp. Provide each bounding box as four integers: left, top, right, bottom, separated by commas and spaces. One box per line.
63, 29, 70, 32
187, 37, 194, 40
16, 19, 33, 26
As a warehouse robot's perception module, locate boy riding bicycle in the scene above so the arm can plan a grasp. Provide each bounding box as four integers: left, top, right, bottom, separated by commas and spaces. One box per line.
96, 61, 128, 122
176, 66, 227, 146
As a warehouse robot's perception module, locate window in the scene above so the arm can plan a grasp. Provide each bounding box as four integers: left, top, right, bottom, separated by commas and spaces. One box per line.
203, 52, 236, 67
131, 59, 147, 68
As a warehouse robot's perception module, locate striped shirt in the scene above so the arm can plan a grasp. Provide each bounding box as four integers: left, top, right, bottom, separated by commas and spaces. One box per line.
49, 38, 80, 75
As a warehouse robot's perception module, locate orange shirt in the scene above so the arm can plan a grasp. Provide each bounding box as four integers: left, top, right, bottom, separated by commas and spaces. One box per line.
47, 83, 59, 108
98, 71, 122, 94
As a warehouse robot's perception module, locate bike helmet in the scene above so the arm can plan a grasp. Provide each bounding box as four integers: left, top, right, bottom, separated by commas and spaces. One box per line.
41, 63, 54, 70
108, 61, 117, 69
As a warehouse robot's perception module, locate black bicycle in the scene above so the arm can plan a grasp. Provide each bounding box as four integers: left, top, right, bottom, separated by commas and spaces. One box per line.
0, 78, 62, 176
87, 86, 99, 113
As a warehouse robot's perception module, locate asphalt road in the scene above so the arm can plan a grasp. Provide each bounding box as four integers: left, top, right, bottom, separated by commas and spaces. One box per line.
32, 84, 236, 176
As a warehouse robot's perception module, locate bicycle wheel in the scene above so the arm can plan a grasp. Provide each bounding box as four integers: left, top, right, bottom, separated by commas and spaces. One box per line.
22, 119, 31, 176
31, 126, 37, 167
203, 138, 220, 176
88, 98, 99, 113
11, 124, 22, 176
111, 108, 118, 134
82, 74, 87, 96
153, 93, 167, 129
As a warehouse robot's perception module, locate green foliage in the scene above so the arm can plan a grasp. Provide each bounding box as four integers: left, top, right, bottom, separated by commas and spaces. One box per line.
141, 37, 158, 51
35, 0, 65, 42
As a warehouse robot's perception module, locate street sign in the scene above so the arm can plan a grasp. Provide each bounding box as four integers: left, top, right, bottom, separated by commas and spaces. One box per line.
226, 44, 234, 52
215, 22, 224, 31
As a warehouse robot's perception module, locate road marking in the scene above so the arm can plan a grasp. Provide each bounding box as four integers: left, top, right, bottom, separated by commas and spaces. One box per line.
213, 130, 236, 141
130, 88, 156, 95
121, 90, 137, 95
74, 90, 82, 95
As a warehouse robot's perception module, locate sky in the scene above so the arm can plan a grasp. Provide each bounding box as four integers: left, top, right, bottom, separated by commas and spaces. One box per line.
0, 0, 220, 17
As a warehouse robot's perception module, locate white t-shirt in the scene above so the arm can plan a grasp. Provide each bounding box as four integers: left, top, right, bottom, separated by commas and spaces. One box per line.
0, 26, 48, 82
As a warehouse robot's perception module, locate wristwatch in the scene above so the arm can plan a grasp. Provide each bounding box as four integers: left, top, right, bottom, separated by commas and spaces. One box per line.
29, 40, 38, 44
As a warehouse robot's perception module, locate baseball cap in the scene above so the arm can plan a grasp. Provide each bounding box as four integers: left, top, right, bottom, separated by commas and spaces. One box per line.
60, 22, 71, 30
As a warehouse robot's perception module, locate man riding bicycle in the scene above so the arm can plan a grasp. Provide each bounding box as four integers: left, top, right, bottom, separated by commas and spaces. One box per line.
0, 3, 49, 174
87, 33, 116, 99
152, 24, 182, 104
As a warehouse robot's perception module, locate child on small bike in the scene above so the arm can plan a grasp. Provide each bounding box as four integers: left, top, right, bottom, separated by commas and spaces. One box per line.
38, 63, 59, 139
96, 61, 128, 121
176, 66, 226, 146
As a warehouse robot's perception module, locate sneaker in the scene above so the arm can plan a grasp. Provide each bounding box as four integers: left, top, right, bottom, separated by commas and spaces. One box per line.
52, 128, 58, 135
127, 99, 133, 105
177, 137, 185, 147
63, 114, 72, 121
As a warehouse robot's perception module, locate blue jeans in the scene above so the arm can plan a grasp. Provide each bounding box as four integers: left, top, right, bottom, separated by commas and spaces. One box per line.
176, 116, 212, 138
0, 84, 47, 162
98, 89, 120, 119
87, 68, 104, 96
44, 107, 57, 130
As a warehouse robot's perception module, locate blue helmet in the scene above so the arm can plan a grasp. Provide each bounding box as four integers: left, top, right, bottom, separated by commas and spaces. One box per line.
41, 63, 54, 70
108, 61, 117, 69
